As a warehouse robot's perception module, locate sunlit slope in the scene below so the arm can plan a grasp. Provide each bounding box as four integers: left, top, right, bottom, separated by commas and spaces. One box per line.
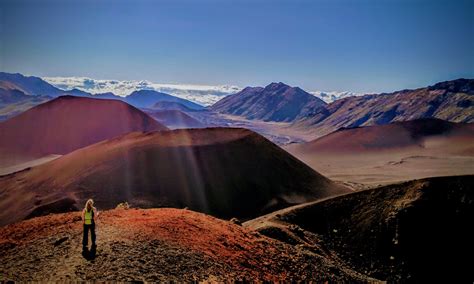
0, 128, 349, 226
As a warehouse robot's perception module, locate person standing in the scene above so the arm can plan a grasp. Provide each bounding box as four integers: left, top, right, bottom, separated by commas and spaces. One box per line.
82, 199, 98, 251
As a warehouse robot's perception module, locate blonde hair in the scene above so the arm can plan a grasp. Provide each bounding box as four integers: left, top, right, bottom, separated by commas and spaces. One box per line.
85, 199, 94, 211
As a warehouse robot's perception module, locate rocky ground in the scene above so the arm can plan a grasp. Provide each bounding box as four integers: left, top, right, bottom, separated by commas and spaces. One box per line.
0, 208, 373, 282
245, 175, 474, 282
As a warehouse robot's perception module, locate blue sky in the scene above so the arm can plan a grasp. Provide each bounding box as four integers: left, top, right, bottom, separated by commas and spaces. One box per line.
1, 0, 473, 93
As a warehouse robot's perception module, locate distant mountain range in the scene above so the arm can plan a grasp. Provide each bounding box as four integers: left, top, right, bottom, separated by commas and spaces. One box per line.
0, 72, 67, 97
0, 72, 204, 120
0, 82, 51, 120
126, 90, 203, 110
43, 75, 361, 104
210, 82, 327, 122
293, 78, 474, 137
0, 72, 363, 122
2, 72, 473, 139
209, 79, 473, 129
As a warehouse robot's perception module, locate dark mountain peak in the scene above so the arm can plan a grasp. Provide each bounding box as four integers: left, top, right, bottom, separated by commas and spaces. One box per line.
127, 89, 204, 110
241, 86, 264, 93
428, 78, 474, 94
128, 89, 169, 97
211, 82, 325, 122
265, 82, 291, 91
0, 72, 70, 97
0, 72, 47, 86
262, 82, 315, 98
0, 72, 26, 80
52, 94, 77, 101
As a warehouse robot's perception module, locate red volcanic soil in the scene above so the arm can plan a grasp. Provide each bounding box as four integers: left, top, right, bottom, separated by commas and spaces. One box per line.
0, 128, 349, 226
0, 96, 167, 167
146, 109, 205, 129
291, 119, 474, 153
0, 208, 369, 281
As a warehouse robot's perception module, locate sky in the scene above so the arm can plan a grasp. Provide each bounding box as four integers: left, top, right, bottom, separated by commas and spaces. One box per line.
1, 0, 473, 93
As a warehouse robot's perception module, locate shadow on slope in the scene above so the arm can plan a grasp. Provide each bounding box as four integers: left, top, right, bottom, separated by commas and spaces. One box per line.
245, 175, 474, 282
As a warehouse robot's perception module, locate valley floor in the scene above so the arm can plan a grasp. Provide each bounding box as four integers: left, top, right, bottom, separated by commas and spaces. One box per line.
186, 111, 314, 145
286, 147, 474, 187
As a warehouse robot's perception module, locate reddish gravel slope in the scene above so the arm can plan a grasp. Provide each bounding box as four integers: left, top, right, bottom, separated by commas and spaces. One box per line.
0, 208, 370, 282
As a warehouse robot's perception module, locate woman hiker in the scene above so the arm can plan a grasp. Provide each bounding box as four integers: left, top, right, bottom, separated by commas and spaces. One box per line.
82, 199, 99, 251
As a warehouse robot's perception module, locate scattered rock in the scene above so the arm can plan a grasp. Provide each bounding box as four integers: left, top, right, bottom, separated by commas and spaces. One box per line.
288, 225, 305, 236
0, 241, 17, 250
116, 202, 130, 210
53, 236, 69, 247
229, 218, 242, 226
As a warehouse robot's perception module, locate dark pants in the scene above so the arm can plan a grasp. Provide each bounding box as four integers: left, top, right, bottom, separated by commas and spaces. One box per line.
82, 223, 96, 247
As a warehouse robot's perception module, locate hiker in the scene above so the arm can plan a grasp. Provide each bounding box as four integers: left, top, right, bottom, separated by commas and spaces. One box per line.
82, 199, 99, 251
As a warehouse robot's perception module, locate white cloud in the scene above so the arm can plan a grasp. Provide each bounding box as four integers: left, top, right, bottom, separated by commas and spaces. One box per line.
43, 76, 241, 106
43, 76, 360, 105
309, 91, 363, 103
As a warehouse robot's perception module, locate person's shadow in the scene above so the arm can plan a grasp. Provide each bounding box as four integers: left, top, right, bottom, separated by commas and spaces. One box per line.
82, 245, 97, 260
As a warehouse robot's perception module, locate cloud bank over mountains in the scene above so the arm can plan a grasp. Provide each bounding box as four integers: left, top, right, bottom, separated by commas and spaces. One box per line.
43, 76, 361, 105
43, 76, 241, 106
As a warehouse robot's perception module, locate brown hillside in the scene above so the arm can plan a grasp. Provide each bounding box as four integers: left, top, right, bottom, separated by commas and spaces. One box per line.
0, 128, 349, 226
291, 119, 474, 153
